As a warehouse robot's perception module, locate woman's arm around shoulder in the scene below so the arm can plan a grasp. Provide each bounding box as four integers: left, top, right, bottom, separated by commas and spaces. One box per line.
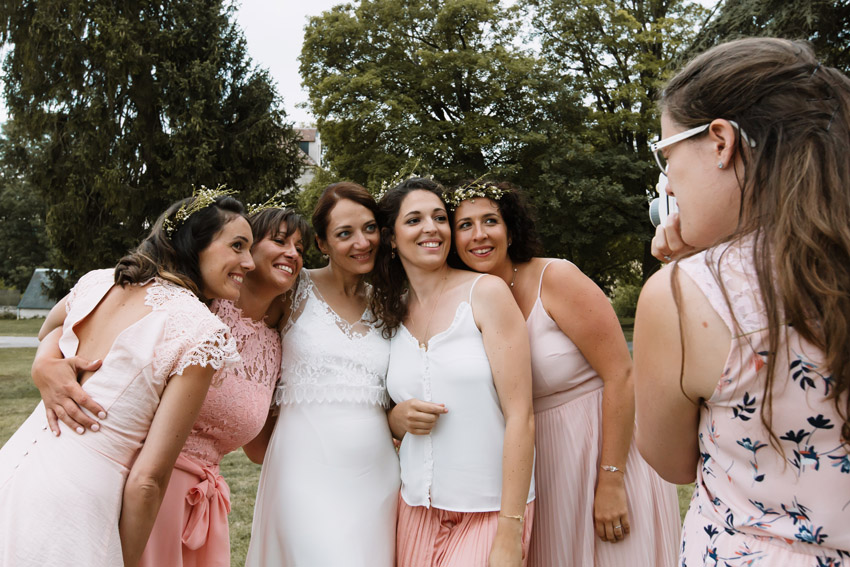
119, 362, 215, 566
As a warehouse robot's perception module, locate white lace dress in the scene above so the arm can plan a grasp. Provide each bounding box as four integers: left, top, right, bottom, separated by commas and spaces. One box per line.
245, 271, 399, 567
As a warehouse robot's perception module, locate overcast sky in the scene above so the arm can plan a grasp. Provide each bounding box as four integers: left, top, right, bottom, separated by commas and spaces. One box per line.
235, 0, 342, 126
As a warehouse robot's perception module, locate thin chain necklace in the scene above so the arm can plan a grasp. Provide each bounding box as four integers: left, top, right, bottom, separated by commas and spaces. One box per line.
416, 274, 448, 350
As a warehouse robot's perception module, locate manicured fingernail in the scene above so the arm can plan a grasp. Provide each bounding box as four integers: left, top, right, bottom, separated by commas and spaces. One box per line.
90, 423, 100, 432
75, 426, 84, 434
98, 412, 107, 419
52, 429, 59, 437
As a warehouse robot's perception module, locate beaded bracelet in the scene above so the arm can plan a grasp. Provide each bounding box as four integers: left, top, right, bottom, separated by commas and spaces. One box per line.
601, 465, 625, 474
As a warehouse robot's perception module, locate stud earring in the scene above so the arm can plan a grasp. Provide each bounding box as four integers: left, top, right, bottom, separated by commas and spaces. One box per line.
718, 162, 724, 169
391, 249, 396, 260
322, 253, 329, 260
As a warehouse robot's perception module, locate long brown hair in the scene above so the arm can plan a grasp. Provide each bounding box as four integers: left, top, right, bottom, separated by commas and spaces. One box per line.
370, 177, 447, 338
662, 38, 850, 445
115, 195, 247, 301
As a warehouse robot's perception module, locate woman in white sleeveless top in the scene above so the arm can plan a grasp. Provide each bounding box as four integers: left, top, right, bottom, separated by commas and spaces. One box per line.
246, 183, 399, 566
370, 178, 535, 567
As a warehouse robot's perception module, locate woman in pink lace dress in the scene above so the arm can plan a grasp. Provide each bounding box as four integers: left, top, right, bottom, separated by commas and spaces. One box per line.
448, 181, 679, 567
0, 194, 249, 566
32, 206, 312, 566
635, 38, 850, 566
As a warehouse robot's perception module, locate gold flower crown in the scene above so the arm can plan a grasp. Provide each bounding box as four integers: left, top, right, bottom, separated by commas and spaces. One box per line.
444, 178, 507, 210
163, 185, 237, 238
246, 190, 291, 216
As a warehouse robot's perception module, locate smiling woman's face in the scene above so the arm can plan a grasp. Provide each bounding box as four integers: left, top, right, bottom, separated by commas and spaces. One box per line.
392, 190, 451, 270
318, 198, 380, 276
453, 197, 508, 274
198, 215, 255, 301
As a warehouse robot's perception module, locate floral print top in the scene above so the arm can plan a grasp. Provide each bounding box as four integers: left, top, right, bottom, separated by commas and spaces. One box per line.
677, 238, 849, 567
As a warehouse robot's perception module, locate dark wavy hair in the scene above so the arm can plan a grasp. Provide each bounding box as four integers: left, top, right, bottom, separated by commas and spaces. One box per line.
370, 177, 447, 338
311, 182, 379, 246
662, 38, 850, 446
249, 207, 314, 250
114, 195, 246, 301
448, 181, 543, 269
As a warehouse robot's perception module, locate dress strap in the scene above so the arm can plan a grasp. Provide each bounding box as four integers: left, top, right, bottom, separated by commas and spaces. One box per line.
537, 260, 558, 299
468, 273, 487, 303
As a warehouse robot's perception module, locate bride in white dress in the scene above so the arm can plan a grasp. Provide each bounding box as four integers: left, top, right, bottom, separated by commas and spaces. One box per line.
246, 183, 399, 566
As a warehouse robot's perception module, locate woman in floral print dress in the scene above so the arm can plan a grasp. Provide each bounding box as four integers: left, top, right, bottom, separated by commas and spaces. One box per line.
634, 38, 850, 566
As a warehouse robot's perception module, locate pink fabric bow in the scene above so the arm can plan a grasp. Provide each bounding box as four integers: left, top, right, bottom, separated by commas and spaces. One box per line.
176, 453, 232, 550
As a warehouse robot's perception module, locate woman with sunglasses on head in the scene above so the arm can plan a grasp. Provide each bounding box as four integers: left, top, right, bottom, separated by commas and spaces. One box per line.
246, 182, 399, 567
448, 181, 679, 567
0, 193, 247, 566
29, 204, 311, 567
373, 178, 535, 567
634, 38, 850, 566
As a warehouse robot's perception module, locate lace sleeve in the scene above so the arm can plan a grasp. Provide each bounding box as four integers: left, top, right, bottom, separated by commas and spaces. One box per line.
172, 326, 240, 377
282, 270, 311, 334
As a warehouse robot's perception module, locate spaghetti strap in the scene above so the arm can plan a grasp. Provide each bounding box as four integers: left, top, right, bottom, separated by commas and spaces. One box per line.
537, 260, 558, 298
468, 273, 487, 303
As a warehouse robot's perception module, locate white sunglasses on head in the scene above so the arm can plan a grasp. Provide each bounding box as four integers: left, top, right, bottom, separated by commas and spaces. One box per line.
650, 120, 756, 174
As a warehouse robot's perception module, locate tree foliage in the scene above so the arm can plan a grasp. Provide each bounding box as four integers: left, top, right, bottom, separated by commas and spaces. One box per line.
520, 0, 707, 285
0, 0, 304, 291
0, 134, 49, 292
300, 0, 547, 188
689, 0, 850, 72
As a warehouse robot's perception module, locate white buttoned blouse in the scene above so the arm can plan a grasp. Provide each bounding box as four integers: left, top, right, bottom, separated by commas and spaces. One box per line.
387, 275, 535, 512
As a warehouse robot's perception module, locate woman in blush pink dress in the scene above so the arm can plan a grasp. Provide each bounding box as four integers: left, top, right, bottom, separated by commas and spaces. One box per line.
635, 38, 850, 566
0, 194, 248, 566
32, 206, 312, 567
448, 181, 679, 567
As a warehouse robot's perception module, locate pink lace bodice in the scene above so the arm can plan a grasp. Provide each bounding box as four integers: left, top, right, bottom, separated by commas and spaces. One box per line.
180, 299, 282, 466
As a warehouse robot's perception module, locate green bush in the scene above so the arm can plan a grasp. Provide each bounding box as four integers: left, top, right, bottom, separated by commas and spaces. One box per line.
610, 282, 642, 319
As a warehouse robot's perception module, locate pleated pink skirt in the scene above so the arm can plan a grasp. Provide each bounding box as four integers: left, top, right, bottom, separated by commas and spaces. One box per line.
529, 388, 680, 567
397, 494, 535, 567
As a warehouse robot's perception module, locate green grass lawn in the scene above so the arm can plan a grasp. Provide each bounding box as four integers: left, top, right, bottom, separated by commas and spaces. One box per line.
0, 317, 44, 336
0, 346, 691, 564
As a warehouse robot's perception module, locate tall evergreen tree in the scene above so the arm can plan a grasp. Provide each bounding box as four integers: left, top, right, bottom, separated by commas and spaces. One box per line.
0, 0, 304, 291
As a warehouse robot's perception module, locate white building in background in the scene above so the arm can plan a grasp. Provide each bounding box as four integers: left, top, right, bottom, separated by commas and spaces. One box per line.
295, 127, 321, 188
17, 268, 60, 319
